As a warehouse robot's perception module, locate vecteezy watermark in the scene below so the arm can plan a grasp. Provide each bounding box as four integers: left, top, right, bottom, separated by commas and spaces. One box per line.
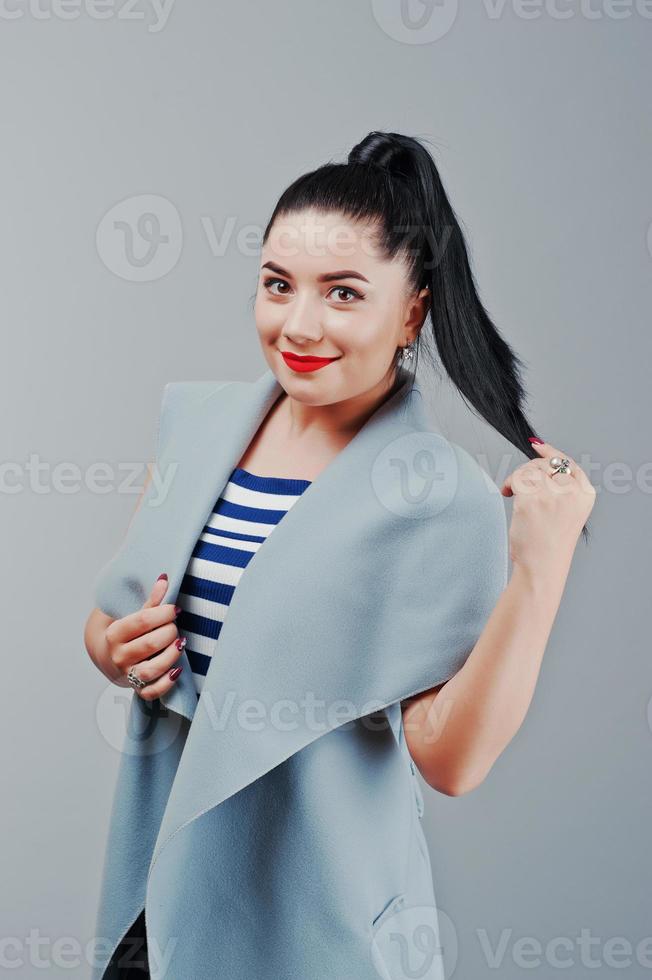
96, 683, 496, 756
478, 0, 652, 19
371, 439, 649, 522
201, 214, 455, 267
96, 194, 183, 281
97, 686, 412, 754
2, 449, 650, 501
0, 456, 178, 506
369, 435, 643, 522
95, 198, 461, 281
371, 0, 652, 44
0, 928, 178, 974
476, 927, 652, 970
94, 197, 652, 289
0, 0, 176, 31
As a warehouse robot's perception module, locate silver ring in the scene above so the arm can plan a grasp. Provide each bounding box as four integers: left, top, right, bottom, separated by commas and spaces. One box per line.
549, 456, 572, 478
127, 666, 148, 691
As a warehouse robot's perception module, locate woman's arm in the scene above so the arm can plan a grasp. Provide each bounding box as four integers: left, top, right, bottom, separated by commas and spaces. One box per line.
83, 462, 153, 686
403, 437, 596, 797
402, 557, 570, 796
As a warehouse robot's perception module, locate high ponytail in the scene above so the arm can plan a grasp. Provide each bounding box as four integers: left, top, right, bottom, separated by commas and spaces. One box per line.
263, 130, 591, 544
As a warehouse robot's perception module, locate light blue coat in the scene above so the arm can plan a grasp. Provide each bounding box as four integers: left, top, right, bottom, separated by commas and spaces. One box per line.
90, 365, 508, 980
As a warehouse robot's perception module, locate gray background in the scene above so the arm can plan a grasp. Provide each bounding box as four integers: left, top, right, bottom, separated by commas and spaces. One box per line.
2, 1, 650, 977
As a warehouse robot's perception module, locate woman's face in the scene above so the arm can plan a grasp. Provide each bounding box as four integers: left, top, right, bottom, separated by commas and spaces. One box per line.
254, 208, 429, 405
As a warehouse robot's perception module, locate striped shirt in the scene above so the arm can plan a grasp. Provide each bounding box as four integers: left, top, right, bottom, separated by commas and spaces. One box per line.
175, 467, 312, 696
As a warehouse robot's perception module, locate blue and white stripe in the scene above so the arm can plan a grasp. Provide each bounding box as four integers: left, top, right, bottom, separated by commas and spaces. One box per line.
175, 467, 312, 695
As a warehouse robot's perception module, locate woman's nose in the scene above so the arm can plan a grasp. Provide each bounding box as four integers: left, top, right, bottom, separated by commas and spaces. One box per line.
280, 303, 324, 344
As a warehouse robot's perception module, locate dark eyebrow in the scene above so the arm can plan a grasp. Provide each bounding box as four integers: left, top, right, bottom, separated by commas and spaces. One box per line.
261, 261, 370, 285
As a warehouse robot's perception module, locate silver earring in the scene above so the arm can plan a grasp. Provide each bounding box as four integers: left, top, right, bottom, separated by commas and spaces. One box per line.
400, 342, 416, 362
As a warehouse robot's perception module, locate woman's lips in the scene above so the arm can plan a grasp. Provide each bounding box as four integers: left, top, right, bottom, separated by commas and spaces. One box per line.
280, 351, 340, 373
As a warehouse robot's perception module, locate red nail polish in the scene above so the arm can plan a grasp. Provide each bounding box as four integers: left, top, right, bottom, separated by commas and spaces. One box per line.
175, 637, 186, 651
528, 437, 544, 445
157, 573, 168, 581
174, 606, 182, 616
169, 666, 183, 681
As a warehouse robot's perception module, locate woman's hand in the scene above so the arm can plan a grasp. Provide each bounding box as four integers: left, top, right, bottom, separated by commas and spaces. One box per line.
104, 575, 186, 700
500, 439, 596, 577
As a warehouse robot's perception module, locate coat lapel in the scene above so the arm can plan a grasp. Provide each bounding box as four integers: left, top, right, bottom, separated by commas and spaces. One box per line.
153, 372, 290, 722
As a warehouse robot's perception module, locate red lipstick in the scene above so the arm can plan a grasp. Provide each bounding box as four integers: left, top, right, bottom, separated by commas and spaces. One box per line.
281, 351, 340, 373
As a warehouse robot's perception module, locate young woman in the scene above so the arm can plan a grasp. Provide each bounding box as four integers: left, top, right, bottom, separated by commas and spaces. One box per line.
84, 131, 595, 980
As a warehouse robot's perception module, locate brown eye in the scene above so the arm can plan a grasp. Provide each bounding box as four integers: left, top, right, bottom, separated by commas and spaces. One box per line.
328, 286, 362, 303
263, 277, 291, 295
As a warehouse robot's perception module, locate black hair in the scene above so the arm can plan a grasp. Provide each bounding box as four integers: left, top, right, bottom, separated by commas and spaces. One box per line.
261, 130, 591, 544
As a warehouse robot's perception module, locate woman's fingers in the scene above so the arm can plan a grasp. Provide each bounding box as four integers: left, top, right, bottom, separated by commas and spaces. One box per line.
106, 600, 180, 647
127, 636, 187, 701
112, 620, 180, 672
109, 573, 177, 646
526, 439, 579, 471
101, 574, 188, 696
142, 573, 169, 610
135, 665, 185, 701
527, 440, 594, 495
501, 440, 578, 497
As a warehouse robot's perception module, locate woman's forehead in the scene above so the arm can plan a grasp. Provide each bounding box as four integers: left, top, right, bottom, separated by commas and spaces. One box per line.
263, 210, 387, 268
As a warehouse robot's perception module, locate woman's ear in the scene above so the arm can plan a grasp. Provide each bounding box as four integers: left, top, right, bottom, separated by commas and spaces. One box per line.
404, 286, 431, 341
